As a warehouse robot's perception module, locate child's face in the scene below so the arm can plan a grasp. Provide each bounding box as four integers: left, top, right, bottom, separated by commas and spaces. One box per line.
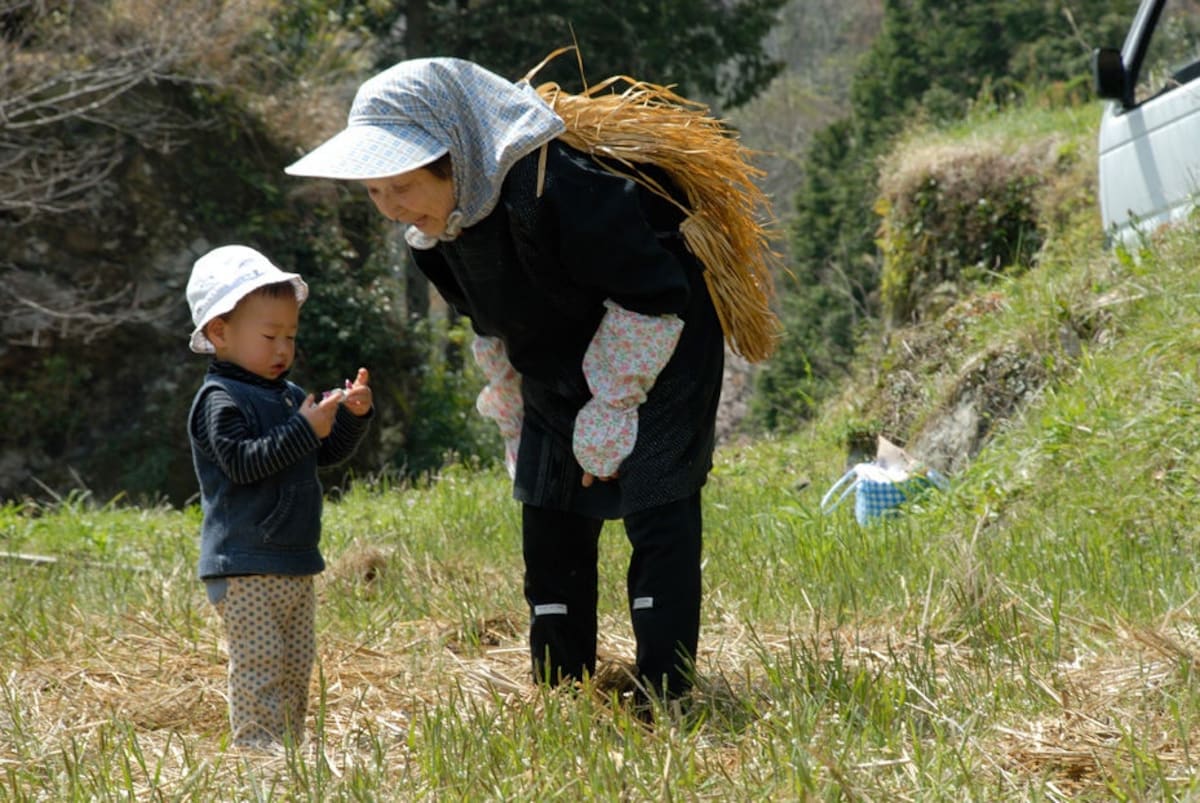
209, 292, 300, 381
362, 166, 456, 237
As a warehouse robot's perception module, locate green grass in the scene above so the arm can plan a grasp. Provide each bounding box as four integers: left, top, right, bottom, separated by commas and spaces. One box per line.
6, 106, 1200, 799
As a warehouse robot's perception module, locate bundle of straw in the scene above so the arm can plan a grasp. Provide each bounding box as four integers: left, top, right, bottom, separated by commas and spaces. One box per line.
525, 50, 782, 363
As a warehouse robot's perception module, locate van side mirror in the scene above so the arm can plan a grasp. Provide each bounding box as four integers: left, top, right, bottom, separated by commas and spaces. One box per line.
1092, 47, 1130, 106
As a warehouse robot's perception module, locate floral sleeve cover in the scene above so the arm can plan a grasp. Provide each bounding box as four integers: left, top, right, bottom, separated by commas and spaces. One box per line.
472, 335, 523, 478
573, 299, 683, 477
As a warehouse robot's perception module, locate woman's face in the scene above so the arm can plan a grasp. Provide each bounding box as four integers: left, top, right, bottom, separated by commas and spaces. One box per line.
362, 167, 456, 237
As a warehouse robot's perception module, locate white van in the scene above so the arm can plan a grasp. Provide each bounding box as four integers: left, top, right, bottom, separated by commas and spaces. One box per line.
1093, 0, 1200, 245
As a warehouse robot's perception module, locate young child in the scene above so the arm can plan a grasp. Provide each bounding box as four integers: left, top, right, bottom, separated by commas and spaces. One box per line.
185, 244, 373, 750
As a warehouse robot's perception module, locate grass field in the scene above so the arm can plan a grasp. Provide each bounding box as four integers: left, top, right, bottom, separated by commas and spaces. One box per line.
5, 105, 1200, 800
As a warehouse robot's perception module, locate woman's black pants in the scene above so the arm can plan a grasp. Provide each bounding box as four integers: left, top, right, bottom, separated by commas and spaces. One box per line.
521, 492, 703, 698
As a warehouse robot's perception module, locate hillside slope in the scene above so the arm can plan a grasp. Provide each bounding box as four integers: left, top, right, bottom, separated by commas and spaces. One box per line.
785, 98, 1200, 617
821, 103, 1111, 472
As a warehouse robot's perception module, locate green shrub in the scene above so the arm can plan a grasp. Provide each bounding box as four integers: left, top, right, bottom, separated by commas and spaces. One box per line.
876, 140, 1045, 326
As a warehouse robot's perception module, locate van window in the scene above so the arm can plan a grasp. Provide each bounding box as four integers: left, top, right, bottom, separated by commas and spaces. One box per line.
1133, 1, 1200, 105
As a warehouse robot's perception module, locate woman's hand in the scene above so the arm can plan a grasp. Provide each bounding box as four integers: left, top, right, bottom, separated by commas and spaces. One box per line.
581, 471, 618, 488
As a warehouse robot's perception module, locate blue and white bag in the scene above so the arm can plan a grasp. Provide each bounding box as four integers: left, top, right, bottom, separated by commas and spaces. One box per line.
819, 437, 948, 525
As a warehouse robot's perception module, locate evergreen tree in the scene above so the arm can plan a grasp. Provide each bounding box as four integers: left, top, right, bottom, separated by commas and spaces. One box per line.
285, 0, 787, 109
414, 0, 786, 108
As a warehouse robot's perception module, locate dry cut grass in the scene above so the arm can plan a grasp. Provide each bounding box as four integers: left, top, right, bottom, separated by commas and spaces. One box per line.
4, 547, 1199, 799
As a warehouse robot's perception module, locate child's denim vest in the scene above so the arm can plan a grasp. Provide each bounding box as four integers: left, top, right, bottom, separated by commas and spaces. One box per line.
190, 375, 324, 578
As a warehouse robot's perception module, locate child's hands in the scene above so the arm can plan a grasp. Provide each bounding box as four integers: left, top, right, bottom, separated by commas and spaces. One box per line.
342, 367, 373, 417
311, 368, 372, 432
300, 392, 342, 438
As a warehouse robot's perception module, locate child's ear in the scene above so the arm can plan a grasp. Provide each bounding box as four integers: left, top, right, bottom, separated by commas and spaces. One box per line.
206, 318, 227, 348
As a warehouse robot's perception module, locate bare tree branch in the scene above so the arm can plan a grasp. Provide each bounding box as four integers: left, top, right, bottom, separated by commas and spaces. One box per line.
0, 0, 304, 346
0, 0, 270, 225
0, 265, 176, 346
0, 138, 125, 221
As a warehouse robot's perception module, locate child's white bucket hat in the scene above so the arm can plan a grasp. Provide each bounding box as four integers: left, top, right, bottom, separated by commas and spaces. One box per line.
186, 245, 308, 354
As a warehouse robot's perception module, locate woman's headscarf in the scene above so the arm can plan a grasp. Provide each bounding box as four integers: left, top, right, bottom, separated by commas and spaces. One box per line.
284, 58, 565, 248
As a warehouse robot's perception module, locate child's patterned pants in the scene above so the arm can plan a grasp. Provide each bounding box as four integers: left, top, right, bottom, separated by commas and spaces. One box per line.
212, 574, 316, 748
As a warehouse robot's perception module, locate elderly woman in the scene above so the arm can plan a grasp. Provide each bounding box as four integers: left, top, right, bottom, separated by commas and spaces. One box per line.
285, 58, 725, 704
